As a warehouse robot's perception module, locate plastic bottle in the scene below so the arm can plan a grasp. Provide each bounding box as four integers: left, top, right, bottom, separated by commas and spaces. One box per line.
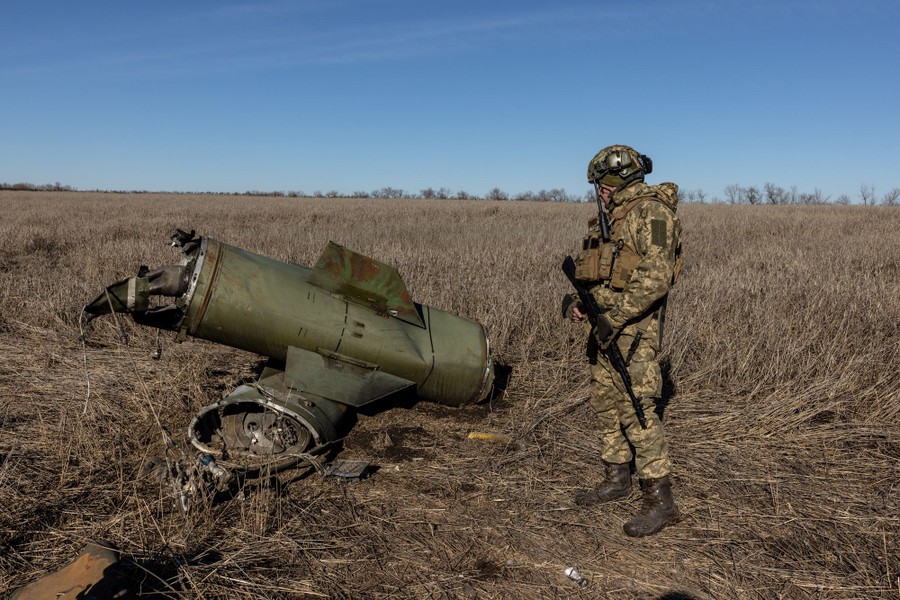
564, 566, 587, 587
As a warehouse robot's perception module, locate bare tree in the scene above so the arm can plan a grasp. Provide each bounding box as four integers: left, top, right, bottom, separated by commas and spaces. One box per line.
745, 186, 761, 205
835, 194, 850, 205
724, 184, 742, 204
372, 187, 405, 199
485, 187, 509, 201
798, 188, 828, 204
764, 182, 776, 204
420, 187, 436, 200
764, 182, 788, 205
549, 188, 570, 202
881, 187, 900, 206
859, 184, 875, 206
529, 188, 569, 202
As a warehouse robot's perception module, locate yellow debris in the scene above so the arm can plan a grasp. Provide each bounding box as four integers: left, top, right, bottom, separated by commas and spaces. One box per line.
467, 432, 512, 444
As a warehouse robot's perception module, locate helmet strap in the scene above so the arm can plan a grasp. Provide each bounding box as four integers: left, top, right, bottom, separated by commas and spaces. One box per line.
612, 173, 641, 197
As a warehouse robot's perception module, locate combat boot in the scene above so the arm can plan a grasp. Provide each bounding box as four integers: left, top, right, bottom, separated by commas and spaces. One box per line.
574, 461, 632, 506
623, 476, 678, 537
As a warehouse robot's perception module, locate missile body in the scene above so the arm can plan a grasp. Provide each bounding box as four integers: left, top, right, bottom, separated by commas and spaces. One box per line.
84, 231, 493, 469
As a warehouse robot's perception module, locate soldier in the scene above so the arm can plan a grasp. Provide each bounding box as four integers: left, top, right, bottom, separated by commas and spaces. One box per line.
566, 144, 682, 537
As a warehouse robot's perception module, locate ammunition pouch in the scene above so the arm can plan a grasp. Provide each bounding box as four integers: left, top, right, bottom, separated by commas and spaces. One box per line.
574, 232, 616, 282
609, 245, 640, 290
575, 234, 641, 291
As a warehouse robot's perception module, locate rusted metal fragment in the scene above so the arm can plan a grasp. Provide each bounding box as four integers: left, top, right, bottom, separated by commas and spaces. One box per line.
10, 542, 129, 600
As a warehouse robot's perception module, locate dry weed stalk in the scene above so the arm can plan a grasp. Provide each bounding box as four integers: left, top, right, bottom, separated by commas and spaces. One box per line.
0, 192, 897, 598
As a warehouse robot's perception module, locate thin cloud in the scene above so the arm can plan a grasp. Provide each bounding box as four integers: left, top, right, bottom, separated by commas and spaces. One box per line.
2, 5, 631, 78
11, 1, 875, 78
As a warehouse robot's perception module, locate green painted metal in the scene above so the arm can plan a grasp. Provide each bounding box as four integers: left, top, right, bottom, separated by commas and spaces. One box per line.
86, 235, 493, 408
84, 232, 494, 464
308, 242, 425, 328
183, 238, 491, 406
83, 275, 149, 316
284, 346, 415, 408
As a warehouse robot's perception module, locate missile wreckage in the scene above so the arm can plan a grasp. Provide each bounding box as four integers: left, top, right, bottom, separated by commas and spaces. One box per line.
83, 229, 494, 480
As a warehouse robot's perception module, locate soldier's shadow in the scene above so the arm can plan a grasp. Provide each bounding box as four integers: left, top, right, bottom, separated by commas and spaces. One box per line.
655, 358, 676, 422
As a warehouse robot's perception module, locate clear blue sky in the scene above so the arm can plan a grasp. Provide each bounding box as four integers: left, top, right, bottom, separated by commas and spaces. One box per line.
2, 0, 897, 201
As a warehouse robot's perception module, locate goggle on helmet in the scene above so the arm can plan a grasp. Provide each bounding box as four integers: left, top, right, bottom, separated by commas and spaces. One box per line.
587, 145, 653, 187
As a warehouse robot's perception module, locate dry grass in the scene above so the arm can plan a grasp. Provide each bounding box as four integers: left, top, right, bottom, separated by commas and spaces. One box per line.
0, 191, 897, 599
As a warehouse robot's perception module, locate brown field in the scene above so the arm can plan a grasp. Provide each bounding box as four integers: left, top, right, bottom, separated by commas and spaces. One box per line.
0, 191, 897, 599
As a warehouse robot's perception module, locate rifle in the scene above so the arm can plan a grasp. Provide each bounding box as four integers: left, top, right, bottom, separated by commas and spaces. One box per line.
562, 255, 648, 429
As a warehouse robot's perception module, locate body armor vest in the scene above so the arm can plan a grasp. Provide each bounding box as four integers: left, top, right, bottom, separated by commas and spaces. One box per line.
574, 185, 682, 289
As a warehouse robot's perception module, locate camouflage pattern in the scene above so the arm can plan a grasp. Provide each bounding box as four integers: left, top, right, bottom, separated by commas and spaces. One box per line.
584, 179, 681, 479
587, 145, 648, 187
588, 317, 669, 478
590, 181, 680, 328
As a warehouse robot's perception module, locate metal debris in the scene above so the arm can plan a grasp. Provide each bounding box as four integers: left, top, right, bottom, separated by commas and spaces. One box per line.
324, 459, 372, 482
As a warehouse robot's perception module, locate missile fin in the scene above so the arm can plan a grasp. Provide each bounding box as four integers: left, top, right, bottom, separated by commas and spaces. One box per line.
308, 242, 425, 328
284, 346, 415, 408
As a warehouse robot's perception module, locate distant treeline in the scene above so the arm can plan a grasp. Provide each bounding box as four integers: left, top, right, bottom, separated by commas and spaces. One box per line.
3, 181, 898, 206
2, 182, 75, 192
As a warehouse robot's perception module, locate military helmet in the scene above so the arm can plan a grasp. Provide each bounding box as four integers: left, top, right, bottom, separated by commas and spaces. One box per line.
587, 145, 653, 187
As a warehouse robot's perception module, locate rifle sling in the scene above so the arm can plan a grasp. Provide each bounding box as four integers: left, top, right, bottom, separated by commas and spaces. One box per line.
622, 300, 663, 365
624, 331, 642, 366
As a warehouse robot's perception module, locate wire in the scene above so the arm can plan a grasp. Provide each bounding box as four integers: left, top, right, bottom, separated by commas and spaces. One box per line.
78, 308, 92, 416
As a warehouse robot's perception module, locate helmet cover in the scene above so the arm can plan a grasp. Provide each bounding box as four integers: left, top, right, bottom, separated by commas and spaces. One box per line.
587, 145, 651, 186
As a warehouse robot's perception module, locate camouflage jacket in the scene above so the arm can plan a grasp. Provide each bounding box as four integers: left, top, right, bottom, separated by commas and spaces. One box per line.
592, 181, 681, 330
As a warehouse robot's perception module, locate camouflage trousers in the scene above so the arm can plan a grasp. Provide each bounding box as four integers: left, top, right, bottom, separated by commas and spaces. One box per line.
587, 316, 671, 479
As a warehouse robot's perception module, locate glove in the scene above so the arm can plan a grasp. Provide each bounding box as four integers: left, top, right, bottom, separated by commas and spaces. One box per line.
561, 294, 583, 320
594, 313, 617, 347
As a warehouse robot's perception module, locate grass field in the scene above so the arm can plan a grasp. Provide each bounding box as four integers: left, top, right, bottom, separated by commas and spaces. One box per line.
0, 191, 897, 599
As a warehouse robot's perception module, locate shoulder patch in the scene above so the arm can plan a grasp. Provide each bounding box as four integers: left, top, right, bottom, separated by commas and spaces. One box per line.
651, 219, 667, 247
